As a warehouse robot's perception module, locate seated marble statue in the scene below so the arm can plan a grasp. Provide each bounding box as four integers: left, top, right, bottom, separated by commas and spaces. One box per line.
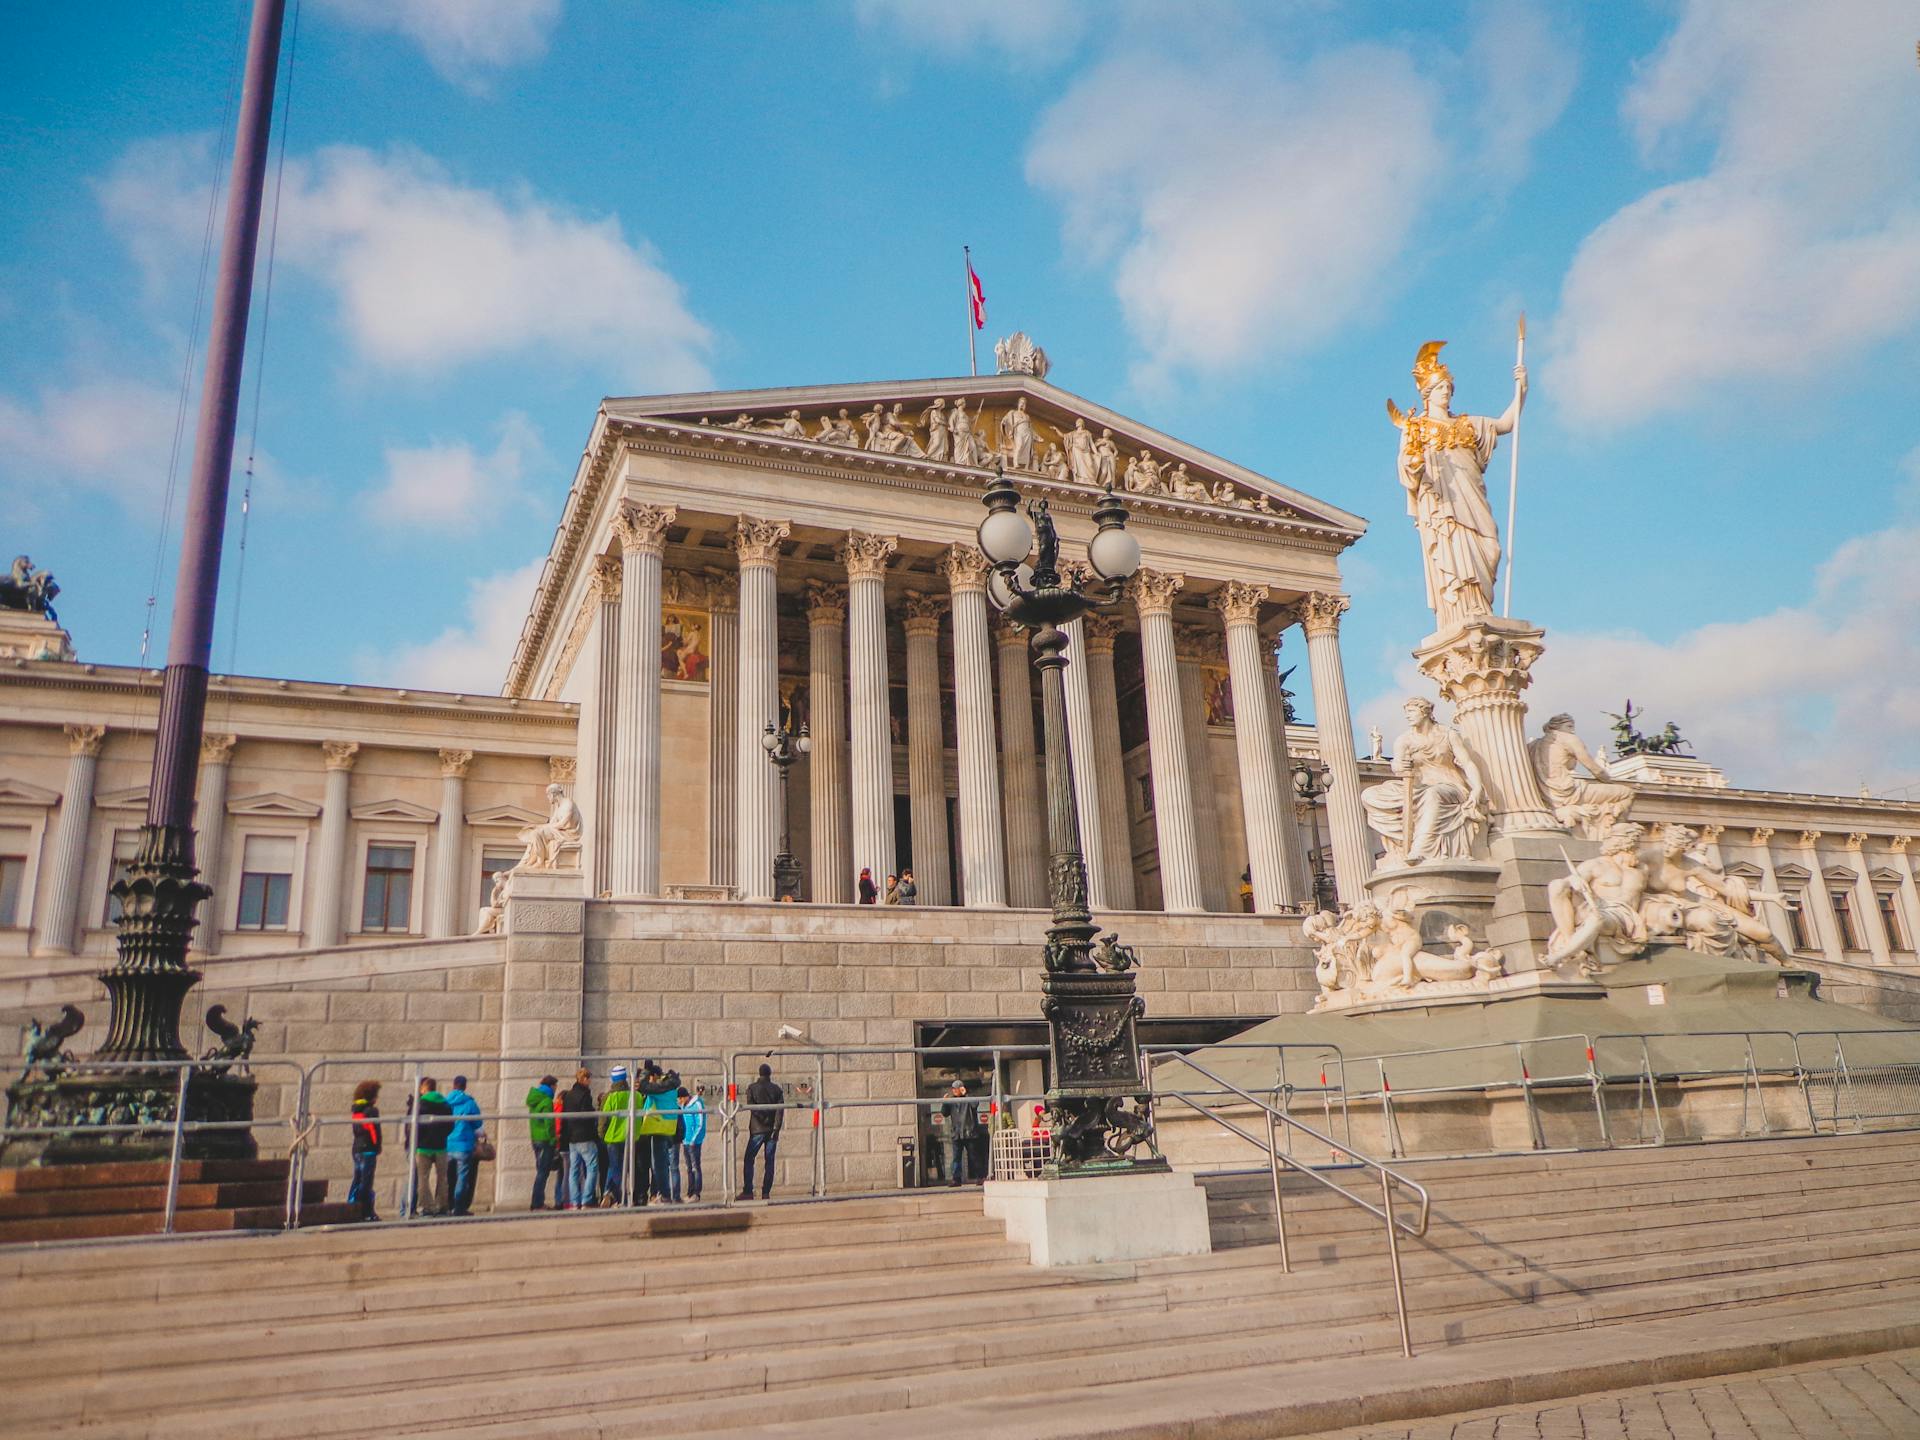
1530, 714, 1633, 839
1361, 697, 1487, 865
516, 783, 583, 871
1638, 824, 1789, 963
1544, 822, 1651, 974
474, 871, 509, 935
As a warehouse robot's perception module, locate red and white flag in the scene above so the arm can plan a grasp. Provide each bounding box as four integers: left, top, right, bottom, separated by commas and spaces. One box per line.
966, 250, 986, 330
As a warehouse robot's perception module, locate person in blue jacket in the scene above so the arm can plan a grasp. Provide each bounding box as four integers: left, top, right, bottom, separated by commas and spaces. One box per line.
444, 1075, 485, 1216
678, 1086, 706, 1201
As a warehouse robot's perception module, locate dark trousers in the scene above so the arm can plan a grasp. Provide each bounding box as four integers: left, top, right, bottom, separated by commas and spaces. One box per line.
743, 1131, 779, 1198
654, 1136, 681, 1201
348, 1152, 378, 1219
683, 1140, 703, 1199
630, 1133, 655, 1204
530, 1141, 558, 1209
944, 1138, 974, 1185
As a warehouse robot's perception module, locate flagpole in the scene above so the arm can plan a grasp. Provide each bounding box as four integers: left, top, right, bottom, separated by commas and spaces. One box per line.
965, 245, 977, 377
1502, 312, 1524, 618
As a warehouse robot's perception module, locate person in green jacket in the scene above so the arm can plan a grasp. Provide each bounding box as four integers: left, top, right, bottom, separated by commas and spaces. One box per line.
598, 1066, 639, 1206
526, 1075, 558, 1211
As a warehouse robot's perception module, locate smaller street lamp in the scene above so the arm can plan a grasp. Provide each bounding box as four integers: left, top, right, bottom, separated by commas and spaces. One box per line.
1291, 758, 1338, 913
763, 720, 810, 901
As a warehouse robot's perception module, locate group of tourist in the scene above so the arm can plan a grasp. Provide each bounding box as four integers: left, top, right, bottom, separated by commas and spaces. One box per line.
343, 1060, 787, 1219
855, 866, 918, 904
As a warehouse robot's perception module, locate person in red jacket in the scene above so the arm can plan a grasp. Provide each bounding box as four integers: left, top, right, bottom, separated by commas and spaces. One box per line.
349, 1080, 382, 1221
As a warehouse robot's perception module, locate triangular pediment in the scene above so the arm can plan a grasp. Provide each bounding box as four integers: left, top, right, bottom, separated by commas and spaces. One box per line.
228, 791, 322, 819
350, 798, 438, 823
604, 374, 1366, 539
0, 777, 62, 807
96, 784, 150, 812
1774, 862, 1812, 883
1869, 866, 1905, 886
466, 803, 544, 827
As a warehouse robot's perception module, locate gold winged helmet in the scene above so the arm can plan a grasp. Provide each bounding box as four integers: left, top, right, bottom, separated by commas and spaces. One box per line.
1388, 341, 1453, 427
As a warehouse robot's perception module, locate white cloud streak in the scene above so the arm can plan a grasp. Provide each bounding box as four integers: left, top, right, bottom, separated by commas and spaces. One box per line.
363, 411, 541, 531
0, 378, 184, 517
367, 558, 545, 694
315, 0, 563, 89
853, 0, 1086, 65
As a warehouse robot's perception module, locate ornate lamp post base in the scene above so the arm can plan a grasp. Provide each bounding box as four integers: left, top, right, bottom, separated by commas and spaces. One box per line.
1040, 967, 1167, 1178
3, 1072, 257, 1167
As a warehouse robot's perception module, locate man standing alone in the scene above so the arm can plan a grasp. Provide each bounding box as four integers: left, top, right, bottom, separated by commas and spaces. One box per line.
738, 1063, 784, 1201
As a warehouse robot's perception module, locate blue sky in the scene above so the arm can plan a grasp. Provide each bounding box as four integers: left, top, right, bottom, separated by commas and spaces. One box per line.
3, 0, 1917, 795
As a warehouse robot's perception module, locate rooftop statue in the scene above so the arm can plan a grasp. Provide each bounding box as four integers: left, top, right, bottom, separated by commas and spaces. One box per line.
1, 555, 60, 624
1607, 699, 1692, 758
1386, 341, 1525, 632
993, 331, 1049, 379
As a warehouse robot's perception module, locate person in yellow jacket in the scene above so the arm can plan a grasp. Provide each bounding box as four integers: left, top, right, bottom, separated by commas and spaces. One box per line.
598, 1066, 639, 1206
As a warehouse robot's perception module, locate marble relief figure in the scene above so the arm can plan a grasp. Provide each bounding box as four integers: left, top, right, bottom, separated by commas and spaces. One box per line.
999, 397, 1036, 470
1530, 714, 1633, 839
1123, 449, 1163, 495
517, 784, 584, 871
1386, 340, 1527, 631
1361, 696, 1487, 864
815, 408, 858, 447
1040, 442, 1069, 480
1168, 463, 1208, 502
1064, 417, 1097, 486
921, 399, 951, 462
950, 397, 983, 466
1093, 428, 1119, 487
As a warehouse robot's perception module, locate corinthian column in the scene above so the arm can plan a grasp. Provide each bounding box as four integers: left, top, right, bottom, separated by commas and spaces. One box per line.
587, 556, 622, 895
734, 516, 791, 902
903, 593, 952, 906
1083, 614, 1138, 910
39, 723, 105, 955
430, 748, 472, 937
1264, 632, 1312, 900
1175, 626, 1230, 912
1060, 613, 1111, 910
1212, 583, 1291, 913
843, 532, 897, 892
610, 502, 675, 896
706, 572, 739, 889
1128, 572, 1201, 912
1301, 594, 1376, 903
193, 733, 237, 954
943, 545, 1006, 907
995, 620, 1047, 908
309, 740, 359, 948
1410, 612, 1557, 834
806, 583, 851, 903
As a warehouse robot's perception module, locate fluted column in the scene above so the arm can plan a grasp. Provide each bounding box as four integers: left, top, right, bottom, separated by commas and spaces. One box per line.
429, 749, 472, 937
1060, 614, 1111, 910
1891, 836, 1920, 959
193, 733, 236, 954
1747, 827, 1796, 954
1300, 594, 1375, 904
1845, 834, 1893, 964
844, 532, 897, 891
943, 546, 1007, 907
806, 583, 851, 903
610, 502, 675, 896
1797, 831, 1844, 961
1213, 583, 1290, 913
1129, 571, 1202, 913
310, 740, 359, 948
1175, 626, 1230, 912
734, 517, 790, 902
1083, 614, 1138, 910
904, 593, 952, 906
39, 724, 105, 955
706, 572, 739, 889
995, 620, 1047, 908
1264, 632, 1312, 900
587, 556, 622, 895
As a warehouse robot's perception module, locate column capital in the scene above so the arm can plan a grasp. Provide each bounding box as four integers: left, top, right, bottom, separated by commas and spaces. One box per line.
841, 531, 898, 581
1127, 567, 1184, 617
321, 740, 360, 771
940, 543, 993, 596
1798, 829, 1822, 849
1059, 559, 1093, 590
805, 581, 847, 628
1752, 826, 1776, 844
200, 732, 238, 765
1700, 823, 1725, 844
1892, 835, 1913, 854
64, 723, 106, 758
733, 516, 791, 568
903, 591, 946, 638
1083, 613, 1122, 654
1845, 831, 1868, 852
1299, 591, 1349, 638
1173, 622, 1223, 664
1210, 580, 1269, 627
704, 568, 739, 615
993, 616, 1030, 648
439, 748, 475, 779
613, 502, 676, 556
550, 755, 578, 784
590, 553, 623, 601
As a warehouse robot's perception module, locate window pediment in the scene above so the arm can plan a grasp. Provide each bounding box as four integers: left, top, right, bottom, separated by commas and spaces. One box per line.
228, 791, 322, 819
466, 803, 544, 827
0, 777, 62, 807
350, 798, 438, 824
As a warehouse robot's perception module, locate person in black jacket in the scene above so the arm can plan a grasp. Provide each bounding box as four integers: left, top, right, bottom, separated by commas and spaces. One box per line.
348, 1080, 382, 1221
738, 1064, 784, 1201
557, 1067, 599, 1210
406, 1077, 455, 1218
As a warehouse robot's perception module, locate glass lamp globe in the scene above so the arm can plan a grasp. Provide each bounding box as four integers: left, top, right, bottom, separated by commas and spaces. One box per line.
1087, 526, 1142, 582
978, 509, 1034, 567
760, 725, 778, 753
797, 725, 812, 756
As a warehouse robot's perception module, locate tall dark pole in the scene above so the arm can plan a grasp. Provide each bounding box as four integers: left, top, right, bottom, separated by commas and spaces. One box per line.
100, 0, 288, 1068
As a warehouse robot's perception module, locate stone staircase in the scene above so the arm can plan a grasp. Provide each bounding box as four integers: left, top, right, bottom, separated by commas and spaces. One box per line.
0, 1159, 356, 1243
2, 1131, 1918, 1440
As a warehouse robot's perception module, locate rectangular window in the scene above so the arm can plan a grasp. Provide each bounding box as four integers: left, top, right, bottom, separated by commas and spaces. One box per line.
237, 835, 294, 931
1878, 890, 1908, 952
1830, 890, 1863, 951
103, 829, 141, 924
0, 854, 26, 928
361, 842, 415, 933
1785, 891, 1811, 953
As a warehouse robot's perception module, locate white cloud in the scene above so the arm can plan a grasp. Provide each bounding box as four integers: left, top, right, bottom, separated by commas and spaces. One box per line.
0, 378, 184, 516
98, 139, 711, 385
1550, 1, 1920, 423
315, 0, 562, 89
854, 0, 1087, 65
367, 558, 545, 694
1465, 0, 1579, 193
363, 411, 541, 530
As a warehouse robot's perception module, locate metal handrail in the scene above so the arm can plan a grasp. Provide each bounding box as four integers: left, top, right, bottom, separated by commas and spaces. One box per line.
1152, 1051, 1429, 1358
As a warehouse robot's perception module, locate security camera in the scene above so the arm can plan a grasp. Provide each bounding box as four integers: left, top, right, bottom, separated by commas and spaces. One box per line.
777, 1024, 808, 1043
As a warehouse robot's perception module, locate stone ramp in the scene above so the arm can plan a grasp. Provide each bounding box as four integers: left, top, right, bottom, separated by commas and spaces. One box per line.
1, 1132, 1917, 1439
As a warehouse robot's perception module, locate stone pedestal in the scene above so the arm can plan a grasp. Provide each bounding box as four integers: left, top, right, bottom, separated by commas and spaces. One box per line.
984, 1169, 1213, 1267
1365, 857, 1501, 943
1485, 831, 1598, 969
0, 610, 74, 661
1414, 617, 1557, 835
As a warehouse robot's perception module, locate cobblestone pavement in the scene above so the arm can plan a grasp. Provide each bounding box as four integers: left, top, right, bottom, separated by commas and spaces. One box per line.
1319, 1349, 1920, 1439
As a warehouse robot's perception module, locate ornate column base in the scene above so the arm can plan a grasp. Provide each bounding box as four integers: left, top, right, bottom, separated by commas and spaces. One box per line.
1040, 968, 1165, 1178
3, 1070, 258, 1166
1414, 617, 1560, 834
